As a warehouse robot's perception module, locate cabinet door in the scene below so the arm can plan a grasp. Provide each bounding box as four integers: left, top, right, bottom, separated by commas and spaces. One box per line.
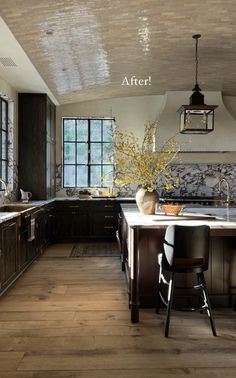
18, 93, 56, 200
0, 221, 17, 286
73, 211, 90, 238
46, 98, 56, 198
54, 211, 73, 241
45, 206, 54, 246
54, 211, 90, 241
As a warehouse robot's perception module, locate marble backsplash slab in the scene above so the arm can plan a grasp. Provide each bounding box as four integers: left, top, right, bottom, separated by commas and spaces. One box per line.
158, 163, 236, 200
55, 163, 236, 200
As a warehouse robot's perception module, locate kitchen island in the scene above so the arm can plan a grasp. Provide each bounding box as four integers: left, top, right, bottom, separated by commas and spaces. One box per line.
121, 204, 236, 323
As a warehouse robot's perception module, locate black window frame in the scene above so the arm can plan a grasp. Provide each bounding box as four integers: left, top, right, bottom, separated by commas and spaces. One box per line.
0, 96, 8, 191
62, 117, 115, 188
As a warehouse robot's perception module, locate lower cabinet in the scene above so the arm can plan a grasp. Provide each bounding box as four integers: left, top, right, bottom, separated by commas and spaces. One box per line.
43, 204, 54, 247
0, 199, 133, 294
90, 202, 118, 239
0, 204, 53, 295
53, 202, 89, 241
53, 200, 120, 242
0, 219, 18, 290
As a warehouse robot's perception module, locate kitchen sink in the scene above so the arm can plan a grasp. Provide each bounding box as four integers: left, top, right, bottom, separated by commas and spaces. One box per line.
0, 204, 36, 213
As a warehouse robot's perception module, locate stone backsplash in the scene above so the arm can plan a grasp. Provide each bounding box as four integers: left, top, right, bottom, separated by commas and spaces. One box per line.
55, 163, 236, 201
158, 163, 236, 200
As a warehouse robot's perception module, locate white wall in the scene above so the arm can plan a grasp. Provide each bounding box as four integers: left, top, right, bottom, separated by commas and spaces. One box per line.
56, 94, 164, 146
56, 92, 236, 165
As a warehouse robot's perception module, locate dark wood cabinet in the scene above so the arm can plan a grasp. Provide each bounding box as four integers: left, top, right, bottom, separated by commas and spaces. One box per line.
18, 93, 56, 200
18, 212, 31, 269
29, 209, 42, 260
40, 204, 54, 248
0, 219, 18, 289
53, 200, 121, 242
0, 203, 55, 295
18, 209, 42, 269
90, 201, 119, 239
53, 201, 90, 241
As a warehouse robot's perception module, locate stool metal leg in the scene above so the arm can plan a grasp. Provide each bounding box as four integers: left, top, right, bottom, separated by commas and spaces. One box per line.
156, 262, 163, 314
165, 271, 175, 338
197, 272, 217, 336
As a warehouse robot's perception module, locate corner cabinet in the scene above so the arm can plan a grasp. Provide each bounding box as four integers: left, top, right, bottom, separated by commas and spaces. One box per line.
18, 93, 56, 200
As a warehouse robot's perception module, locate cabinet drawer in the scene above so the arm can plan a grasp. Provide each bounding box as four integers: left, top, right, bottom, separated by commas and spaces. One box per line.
91, 223, 116, 238
91, 201, 118, 212
54, 202, 88, 212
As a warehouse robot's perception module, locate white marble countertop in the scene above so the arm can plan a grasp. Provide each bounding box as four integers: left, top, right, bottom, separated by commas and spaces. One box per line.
0, 211, 20, 223
0, 197, 136, 224
121, 204, 236, 230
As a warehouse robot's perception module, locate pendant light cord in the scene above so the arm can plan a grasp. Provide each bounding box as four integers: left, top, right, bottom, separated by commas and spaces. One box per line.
192, 34, 201, 86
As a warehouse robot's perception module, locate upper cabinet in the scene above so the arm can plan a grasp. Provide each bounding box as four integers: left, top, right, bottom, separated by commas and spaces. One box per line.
18, 93, 56, 200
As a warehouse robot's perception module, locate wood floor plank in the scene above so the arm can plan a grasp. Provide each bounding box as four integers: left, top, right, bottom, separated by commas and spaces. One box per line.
16, 349, 236, 371
1, 369, 236, 378
0, 352, 24, 371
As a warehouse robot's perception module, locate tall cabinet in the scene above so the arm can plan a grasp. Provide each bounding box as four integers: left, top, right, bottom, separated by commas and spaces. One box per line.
18, 93, 56, 200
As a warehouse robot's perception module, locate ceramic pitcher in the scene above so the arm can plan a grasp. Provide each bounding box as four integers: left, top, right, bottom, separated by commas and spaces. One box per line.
20, 188, 32, 202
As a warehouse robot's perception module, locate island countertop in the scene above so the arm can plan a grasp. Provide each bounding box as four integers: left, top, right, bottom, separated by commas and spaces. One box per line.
121, 204, 236, 231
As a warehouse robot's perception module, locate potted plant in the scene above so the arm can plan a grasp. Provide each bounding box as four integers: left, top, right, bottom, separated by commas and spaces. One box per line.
112, 121, 180, 214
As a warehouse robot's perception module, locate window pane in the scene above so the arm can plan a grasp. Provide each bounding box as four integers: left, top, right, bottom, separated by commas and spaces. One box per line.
103, 143, 113, 163
77, 143, 88, 164
103, 120, 113, 142
103, 165, 114, 186
1, 101, 7, 130
91, 165, 101, 186
90, 143, 101, 163
77, 165, 88, 187
91, 120, 101, 141
64, 143, 75, 164
77, 119, 88, 141
64, 165, 75, 187
1, 131, 7, 159
64, 120, 75, 141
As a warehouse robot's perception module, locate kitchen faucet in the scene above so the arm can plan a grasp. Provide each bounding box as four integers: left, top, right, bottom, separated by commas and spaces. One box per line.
0, 178, 11, 198
218, 178, 230, 205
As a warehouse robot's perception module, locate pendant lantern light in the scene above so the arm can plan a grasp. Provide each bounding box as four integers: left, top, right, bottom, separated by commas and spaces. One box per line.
178, 34, 218, 134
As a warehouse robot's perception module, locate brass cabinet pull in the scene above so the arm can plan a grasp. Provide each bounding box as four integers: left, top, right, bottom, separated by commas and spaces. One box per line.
104, 215, 114, 218
104, 226, 114, 229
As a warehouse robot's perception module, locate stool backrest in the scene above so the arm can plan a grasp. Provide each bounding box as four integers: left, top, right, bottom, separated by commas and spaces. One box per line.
163, 224, 210, 271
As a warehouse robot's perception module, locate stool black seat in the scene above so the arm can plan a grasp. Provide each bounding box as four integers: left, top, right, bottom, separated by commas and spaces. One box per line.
157, 224, 217, 337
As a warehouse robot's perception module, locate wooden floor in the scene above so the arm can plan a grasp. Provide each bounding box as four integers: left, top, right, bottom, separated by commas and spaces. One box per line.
0, 244, 235, 378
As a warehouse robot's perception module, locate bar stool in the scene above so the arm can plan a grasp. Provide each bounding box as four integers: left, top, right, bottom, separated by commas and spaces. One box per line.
157, 224, 217, 337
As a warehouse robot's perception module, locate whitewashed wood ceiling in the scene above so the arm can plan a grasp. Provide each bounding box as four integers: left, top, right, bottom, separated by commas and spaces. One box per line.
1, 0, 236, 104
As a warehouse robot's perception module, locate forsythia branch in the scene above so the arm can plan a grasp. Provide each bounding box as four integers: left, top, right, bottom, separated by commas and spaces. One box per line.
112, 121, 180, 191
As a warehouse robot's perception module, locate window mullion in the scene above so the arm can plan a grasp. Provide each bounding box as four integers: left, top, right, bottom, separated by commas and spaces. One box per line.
88, 119, 91, 187
75, 119, 77, 188
101, 119, 103, 187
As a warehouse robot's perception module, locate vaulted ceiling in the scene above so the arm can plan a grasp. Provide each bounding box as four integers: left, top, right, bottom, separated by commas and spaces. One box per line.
1, 0, 236, 105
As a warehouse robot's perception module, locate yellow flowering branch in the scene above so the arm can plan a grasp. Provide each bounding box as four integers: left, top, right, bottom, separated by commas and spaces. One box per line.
112, 121, 180, 191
